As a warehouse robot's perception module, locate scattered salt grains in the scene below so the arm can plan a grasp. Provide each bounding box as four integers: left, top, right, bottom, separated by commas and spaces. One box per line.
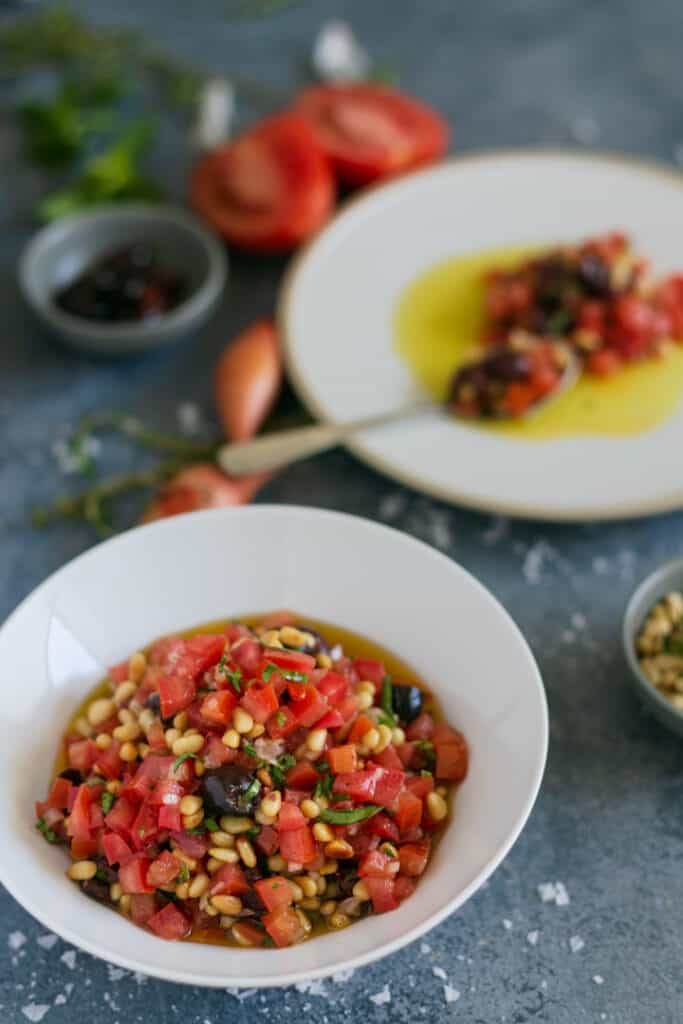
523, 540, 560, 584
107, 965, 128, 982
369, 985, 391, 1006
538, 881, 570, 906
312, 20, 370, 82
60, 950, 76, 970
36, 934, 58, 951
420, 942, 431, 955
432, 966, 448, 980
9, 931, 27, 951
54, 996, 66, 1007
443, 985, 461, 1004
332, 968, 355, 984
593, 975, 605, 985
21, 1006, 50, 1023
569, 935, 585, 953
295, 979, 327, 997
225, 989, 257, 1001
527, 930, 540, 946
503, 919, 513, 930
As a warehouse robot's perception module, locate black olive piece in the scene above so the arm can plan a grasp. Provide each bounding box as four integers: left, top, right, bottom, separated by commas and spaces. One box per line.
59, 768, 83, 785
144, 692, 161, 713
201, 764, 260, 817
80, 879, 112, 905
391, 683, 424, 723
95, 858, 118, 884
241, 888, 266, 914
336, 865, 359, 898
578, 252, 611, 297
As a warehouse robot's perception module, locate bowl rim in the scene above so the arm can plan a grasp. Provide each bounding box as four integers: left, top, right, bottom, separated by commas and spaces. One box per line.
0, 505, 548, 987
18, 202, 228, 345
623, 555, 683, 727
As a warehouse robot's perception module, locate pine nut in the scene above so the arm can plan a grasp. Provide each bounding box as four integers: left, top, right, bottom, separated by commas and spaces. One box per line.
259, 791, 282, 818
315, 795, 329, 811
352, 880, 370, 900
255, 809, 275, 827
222, 728, 240, 749
357, 681, 376, 695
319, 860, 338, 875
295, 908, 312, 933
120, 741, 138, 761
128, 651, 147, 682
109, 882, 122, 902
300, 799, 320, 819
300, 877, 318, 898
106, 779, 121, 795
119, 894, 131, 913
87, 698, 116, 727
138, 708, 156, 731
113, 721, 142, 742
268, 854, 287, 872
236, 837, 256, 868
261, 629, 282, 647
356, 691, 374, 710
312, 822, 334, 843
173, 711, 188, 731
219, 815, 253, 834
362, 727, 380, 751
211, 894, 243, 916
280, 626, 309, 648
73, 716, 92, 737
317, 653, 333, 669
379, 842, 398, 859
436, 785, 448, 798
320, 900, 337, 916
206, 857, 222, 873
232, 922, 261, 947
209, 846, 239, 863
210, 831, 235, 848
67, 860, 97, 881
194, 757, 206, 777
219, 915, 237, 929
289, 880, 304, 902
95, 733, 112, 750
175, 882, 190, 900
114, 680, 136, 705
375, 724, 393, 754
315, 876, 327, 895
179, 795, 202, 816
164, 728, 181, 748
182, 810, 204, 830
426, 791, 448, 821
170, 848, 197, 870
391, 726, 406, 745
188, 873, 210, 898
324, 839, 354, 860
257, 767, 273, 787
306, 728, 327, 753
330, 912, 351, 929
117, 707, 135, 724
300, 897, 320, 911
247, 723, 265, 740
233, 707, 254, 734
172, 733, 204, 757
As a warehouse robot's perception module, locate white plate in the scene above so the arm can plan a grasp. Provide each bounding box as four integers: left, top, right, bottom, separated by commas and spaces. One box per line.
280, 150, 683, 521
0, 506, 546, 987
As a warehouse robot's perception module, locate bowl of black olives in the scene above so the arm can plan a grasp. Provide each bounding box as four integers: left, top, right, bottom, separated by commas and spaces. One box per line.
19, 203, 227, 356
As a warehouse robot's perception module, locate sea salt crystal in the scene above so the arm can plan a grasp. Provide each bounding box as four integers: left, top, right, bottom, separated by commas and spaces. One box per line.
444, 985, 460, 1004
420, 942, 431, 954
295, 979, 327, 997
60, 950, 76, 970
538, 881, 570, 906
37, 935, 58, 951
527, 930, 540, 946
332, 968, 355, 984
592, 556, 609, 575
569, 935, 585, 953
593, 975, 604, 985
312, 21, 370, 82
503, 919, 513, 930
177, 402, 203, 436
432, 966, 448, 980
54, 996, 66, 1007
571, 613, 587, 630
369, 985, 391, 1006
9, 932, 27, 951
194, 78, 235, 150
21, 1006, 50, 1023
107, 965, 128, 982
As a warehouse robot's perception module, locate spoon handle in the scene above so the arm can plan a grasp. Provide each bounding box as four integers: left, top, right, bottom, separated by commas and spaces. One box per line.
217, 400, 430, 476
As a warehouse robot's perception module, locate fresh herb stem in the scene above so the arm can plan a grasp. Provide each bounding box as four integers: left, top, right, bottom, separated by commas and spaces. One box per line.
380, 675, 397, 727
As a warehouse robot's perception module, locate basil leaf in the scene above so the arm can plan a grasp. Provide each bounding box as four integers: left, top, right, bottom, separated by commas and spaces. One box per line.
172, 752, 198, 774
100, 790, 115, 813
319, 805, 382, 825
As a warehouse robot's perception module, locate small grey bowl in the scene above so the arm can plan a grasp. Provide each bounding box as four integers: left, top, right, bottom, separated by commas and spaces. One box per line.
623, 556, 683, 737
19, 203, 227, 356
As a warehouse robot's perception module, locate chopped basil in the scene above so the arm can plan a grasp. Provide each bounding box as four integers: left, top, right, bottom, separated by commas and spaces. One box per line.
204, 817, 219, 832
313, 767, 333, 801
319, 805, 382, 825
380, 675, 397, 726
383, 845, 398, 858
218, 654, 242, 692
172, 752, 199, 774
100, 791, 115, 813
264, 662, 308, 684
262, 663, 277, 682
415, 740, 436, 769
242, 741, 259, 760
36, 818, 59, 844
269, 753, 296, 788
420, 769, 433, 778
246, 825, 261, 839
243, 778, 262, 803
95, 867, 109, 882
275, 710, 287, 727
178, 863, 190, 882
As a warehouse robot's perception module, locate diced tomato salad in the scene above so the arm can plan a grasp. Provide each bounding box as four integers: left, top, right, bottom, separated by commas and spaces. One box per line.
36, 615, 467, 949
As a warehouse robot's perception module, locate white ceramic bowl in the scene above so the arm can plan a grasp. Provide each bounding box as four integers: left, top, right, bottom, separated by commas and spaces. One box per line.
0, 506, 547, 987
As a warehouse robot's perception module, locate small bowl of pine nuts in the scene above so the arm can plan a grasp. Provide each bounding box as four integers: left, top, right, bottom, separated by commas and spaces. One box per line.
624, 556, 683, 737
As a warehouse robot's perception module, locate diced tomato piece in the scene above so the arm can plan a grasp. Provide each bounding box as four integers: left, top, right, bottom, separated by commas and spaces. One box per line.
147, 902, 191, 941
266, 705, 299, 739
405, 713, 435, 741
209, 862, 250, 896
202, 734, 236, 768
94, 739, 123, 780
371, 744, 404, 772
399, 841, 430, 877
240, 683, 279, 724
290, 686, 327, 728
157, 672, 196, 719
287, 679, 308, 701
405, 774, 434, 800
67, 784, 93, 842
67, 739, 98, 775
336, 694, 360, 724
316, 672, 348, 706
149, 779, 184, 807
435, 736, 468, 782
431, 723, 460, 746
157, 805, 182, 832
315, 708, 344, 731
370, 766, 405, 808
255, 875, 294, 912
358, 850, 400, 878
147, 722, 167, 752
147, 850, 182, 888
231, 920, 267, 947
333, 769, 377, 802
70, 836, 98, 858
230, 637, 262, 675
367, 812, 400, 842
326, 744, 358, 774
169, 830, 209, 858
394, 876, 417, 903
129, 893, 157, 926
396, 742, 418, 768
119, 854, 154, 894
89, 804, 104, 830
285, 762, 319, 790
353, 658, 385, 687
200, 689, 238, 727
103, 832, 133, 866
131, 800, 159, 849
44, 777, 73, 811
278, 801, 307, 831
395, 791, 423, 833
364, 876, 399, 914
263, 904, 307, 947
260, 648, 316, 675
279, 824, 316, 864
348, 715, 375, 744
254, 824, 280, 856
108, 659, 130, 683
104, 796, 137, 838
587, 348, 622, 376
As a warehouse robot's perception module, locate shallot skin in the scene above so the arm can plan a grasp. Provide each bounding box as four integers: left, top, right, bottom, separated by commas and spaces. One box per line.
214, 318, 283, 442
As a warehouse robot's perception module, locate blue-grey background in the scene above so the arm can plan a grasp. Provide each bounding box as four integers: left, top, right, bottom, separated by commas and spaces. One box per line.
2, 1, 683, 1021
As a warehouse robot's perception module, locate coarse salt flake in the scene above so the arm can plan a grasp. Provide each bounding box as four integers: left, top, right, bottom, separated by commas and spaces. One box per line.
432, 966, 448, 980
444, 985, 460, 1004
369, 985, 391, 1006
503, 918, 513, 930
9, 932, 27, 951
60, 950, 76, 970
21, 1006, 51, 1023
37, 935, 58, 951
569, 935, 585, 953
527, 930, 540, 946
593, 975, 604, 985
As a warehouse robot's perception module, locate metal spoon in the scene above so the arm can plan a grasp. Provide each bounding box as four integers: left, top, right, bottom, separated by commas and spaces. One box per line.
217, 346, 579, 477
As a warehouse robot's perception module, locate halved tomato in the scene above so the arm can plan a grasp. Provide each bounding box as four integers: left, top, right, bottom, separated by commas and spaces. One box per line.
293, 83, 449, 186
190, 112, 335, 251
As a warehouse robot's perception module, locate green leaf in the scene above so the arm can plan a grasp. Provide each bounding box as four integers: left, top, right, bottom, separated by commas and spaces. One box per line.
319, 805, 382, 825
36, 817, 59, 844
204, 817, 219, 832
242, 741, 259, 760
380, 675, 396, 726
172, 752, 199, 774
178, 863, 190, 882
243, 777, 262, 803
100, 790, 115, 813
